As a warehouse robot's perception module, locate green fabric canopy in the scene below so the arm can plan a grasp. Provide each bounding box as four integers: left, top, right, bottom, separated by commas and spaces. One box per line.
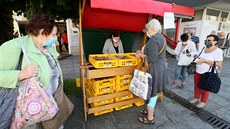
82, 29, 137, 61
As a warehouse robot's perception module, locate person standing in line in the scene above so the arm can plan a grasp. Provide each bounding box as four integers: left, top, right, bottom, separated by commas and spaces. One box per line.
136, 19, 168, 124
190, 34, 223, 108
190, 29, 200, 51
61, 30, 69, 52
217, 32, 229, 50
171, 33, 197, 90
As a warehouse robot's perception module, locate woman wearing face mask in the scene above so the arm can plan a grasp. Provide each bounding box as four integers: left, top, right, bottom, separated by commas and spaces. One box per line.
190, 34, 223, 108
136, 19, 168, 124
0, 14, 73, 129
171, 33, 197, 90
102, 32, 124, 54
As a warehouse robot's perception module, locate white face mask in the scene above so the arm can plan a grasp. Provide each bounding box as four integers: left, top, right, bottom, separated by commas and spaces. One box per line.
182, 42, 187, 45
147, 32, 152, 38
112, 39, 119, 43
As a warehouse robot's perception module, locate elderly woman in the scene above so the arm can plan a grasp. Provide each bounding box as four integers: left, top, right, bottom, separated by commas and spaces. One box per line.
136, 19, 168, 124
190, 34, 223, 108
0, 14, 73, 129
102, 32, 124, 54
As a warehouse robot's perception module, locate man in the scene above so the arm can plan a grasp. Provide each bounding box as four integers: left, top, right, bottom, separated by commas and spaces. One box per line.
190, 29, 200, 51
61, 30, 69, 52
217, 32, 229, 50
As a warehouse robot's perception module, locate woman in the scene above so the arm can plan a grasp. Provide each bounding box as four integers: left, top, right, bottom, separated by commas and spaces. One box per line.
171, 33, 197, 90
102, 32, 124, 54
190, 34, 223, 108
0, 14, 72, 129
136, 19, 168, 124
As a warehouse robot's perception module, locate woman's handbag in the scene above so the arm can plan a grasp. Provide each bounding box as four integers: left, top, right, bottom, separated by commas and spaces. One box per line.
187, 47, 205, 74
0, 50, 23, 129
10, 43, 59, 129
42, 83, 74, 129
199, 62, 221, 93
129, 61, 152, 100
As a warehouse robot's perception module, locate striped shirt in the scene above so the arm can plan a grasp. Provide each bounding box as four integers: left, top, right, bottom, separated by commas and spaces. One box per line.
191, 35, 200, 44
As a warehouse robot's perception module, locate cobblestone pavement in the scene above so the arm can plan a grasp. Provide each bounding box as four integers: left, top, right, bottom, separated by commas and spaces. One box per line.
59, 56, 230, 129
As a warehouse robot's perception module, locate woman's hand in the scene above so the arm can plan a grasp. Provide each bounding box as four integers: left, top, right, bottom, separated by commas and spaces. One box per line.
18, 64, 39, 81
135, 50, 142, 58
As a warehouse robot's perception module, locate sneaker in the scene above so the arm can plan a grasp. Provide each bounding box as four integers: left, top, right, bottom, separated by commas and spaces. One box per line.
171, 82, 178, 87
196, 102, 206, 108
180, 85, 187, 90
189, 99, 199, 104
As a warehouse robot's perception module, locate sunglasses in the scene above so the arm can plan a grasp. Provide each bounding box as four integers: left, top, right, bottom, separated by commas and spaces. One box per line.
205, 40, 214, 42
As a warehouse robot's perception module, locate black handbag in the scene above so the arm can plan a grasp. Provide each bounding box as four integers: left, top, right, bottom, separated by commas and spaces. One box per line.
199, 62, 221, 93
0, 50, 23, 129
187, 47, 205, 74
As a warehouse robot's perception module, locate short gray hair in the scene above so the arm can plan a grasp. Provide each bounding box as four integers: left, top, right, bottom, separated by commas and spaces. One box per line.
145, 19, 162, 32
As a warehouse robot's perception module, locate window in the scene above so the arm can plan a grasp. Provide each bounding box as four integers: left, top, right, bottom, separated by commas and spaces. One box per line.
220, 11, 228, 22
206, 9, 220, 21
194, 9, 203, 20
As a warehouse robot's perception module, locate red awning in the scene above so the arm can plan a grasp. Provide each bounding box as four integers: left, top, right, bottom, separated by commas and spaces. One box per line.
91, 0, 194, 17
82, 0, 195, 32
82, 4, 149, 32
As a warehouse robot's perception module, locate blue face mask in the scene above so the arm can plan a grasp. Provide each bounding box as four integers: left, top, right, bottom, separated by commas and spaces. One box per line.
43, 37, 57, 47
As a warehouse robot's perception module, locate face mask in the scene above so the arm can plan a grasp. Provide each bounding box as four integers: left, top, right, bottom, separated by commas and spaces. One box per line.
112, 39, 119, 43
182, 42, 187, 45
147, 32, 151, 38
205, 41, 212, 48
43, 37, 57, 47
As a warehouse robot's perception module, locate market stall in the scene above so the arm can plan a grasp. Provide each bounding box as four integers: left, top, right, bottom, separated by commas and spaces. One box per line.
79, 0, 194, 121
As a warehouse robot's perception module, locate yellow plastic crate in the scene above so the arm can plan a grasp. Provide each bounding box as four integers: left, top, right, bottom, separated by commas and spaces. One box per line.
115, 83, 130, 92
110, 54, 138, 66
76, 78, 88, 87
91, 77, 116, 87
134, 100, 145, 107
115, 75, 132, 84
87, 88, 114, 107
89, 54, 118, 68
90, 104, 114, 116
114, 104, 133, 111
125, 53, 141, 64
114, 94, 133, 102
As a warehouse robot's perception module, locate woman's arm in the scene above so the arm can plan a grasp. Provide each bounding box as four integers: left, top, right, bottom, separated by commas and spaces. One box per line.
174, 42, 182, 56
102, 39, 111, 54
145, 41, 159, 63
0, 41, 21, 88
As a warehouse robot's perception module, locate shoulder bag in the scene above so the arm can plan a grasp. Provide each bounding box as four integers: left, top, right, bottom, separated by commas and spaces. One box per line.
187, 47, 205, 74
10, 42, 59, 129
129, 41, 166, 100
0, 50, 23, 129
199, 62, 221, 93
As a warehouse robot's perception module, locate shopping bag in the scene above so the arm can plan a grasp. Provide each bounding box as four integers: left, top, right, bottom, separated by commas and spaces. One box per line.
129, 69, 152, 100
10, 41, 59, 129
199, 62, 221, 93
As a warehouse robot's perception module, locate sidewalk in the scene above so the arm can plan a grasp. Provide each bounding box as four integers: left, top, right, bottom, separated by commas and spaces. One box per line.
59, 56, 230, 129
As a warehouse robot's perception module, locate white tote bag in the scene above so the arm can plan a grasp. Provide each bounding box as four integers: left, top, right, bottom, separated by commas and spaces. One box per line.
129, 69, 152, 100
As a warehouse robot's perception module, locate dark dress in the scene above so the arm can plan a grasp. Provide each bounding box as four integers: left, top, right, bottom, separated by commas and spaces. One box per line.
144, 33, 168, 96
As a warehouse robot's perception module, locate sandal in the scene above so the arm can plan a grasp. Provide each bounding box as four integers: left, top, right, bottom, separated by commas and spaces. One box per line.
138, 116, 155, 124
139, 109, 155, 116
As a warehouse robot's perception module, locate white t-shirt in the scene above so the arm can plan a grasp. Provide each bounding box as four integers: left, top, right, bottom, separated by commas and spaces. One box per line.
196, 47, 223, 74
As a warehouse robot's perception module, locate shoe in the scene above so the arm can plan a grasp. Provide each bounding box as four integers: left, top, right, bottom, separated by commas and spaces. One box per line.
139, 116, 155, 124
189, 99, 199, 104
196, 102, 206, 108
180, 85, 187, 90
171, 82, 178, 87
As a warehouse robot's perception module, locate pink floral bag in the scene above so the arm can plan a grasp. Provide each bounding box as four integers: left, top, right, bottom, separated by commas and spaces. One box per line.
10, 42, 59, 129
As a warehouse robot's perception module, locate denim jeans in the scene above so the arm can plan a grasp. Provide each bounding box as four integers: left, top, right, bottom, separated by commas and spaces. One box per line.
174, 64, 188, 84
